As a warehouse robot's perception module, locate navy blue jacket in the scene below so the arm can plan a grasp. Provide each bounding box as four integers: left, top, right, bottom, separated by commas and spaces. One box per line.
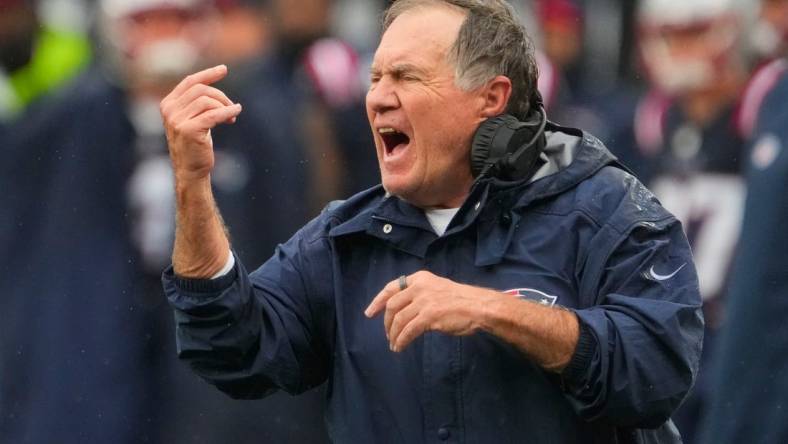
164, 129, 704, 443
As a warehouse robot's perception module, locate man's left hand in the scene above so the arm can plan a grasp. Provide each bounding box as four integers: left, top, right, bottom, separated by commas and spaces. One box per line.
364, 271, 494, 352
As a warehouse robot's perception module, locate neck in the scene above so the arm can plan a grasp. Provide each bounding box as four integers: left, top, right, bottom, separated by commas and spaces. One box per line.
395, 190, 470, 210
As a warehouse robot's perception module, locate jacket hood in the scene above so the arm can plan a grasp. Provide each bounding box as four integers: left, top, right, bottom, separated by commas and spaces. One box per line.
480, 123, 623, 209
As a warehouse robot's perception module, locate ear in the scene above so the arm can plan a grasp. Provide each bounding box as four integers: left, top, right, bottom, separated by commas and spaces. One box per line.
479, 75, 512, 118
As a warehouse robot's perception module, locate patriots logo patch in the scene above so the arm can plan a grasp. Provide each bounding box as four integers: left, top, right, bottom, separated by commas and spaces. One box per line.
504, 288, 558, 307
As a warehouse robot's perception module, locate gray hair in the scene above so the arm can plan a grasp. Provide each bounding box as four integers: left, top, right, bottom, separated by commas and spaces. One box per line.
382, 0, 539, 120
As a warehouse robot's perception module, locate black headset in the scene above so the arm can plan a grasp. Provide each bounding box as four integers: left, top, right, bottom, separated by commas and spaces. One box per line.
470, 92, 548, 182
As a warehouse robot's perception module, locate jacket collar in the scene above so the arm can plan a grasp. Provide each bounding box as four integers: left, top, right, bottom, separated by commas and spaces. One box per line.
328, 129, 621, 262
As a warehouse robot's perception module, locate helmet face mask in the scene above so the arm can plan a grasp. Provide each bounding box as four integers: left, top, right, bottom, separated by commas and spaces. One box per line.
124, 34, 202, 85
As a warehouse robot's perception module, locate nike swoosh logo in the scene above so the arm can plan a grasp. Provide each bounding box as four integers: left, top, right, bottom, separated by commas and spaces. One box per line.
649, 263, 686, 281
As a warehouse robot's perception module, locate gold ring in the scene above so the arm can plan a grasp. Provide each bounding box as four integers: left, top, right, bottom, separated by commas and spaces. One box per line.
398, 275, 408, 291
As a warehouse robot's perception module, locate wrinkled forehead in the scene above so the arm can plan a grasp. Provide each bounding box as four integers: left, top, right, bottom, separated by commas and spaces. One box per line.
372, 4, 467, 70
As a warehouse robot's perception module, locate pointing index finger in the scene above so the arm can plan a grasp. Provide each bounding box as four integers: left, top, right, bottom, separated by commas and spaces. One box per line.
171, 65, 229, 99
365, 278, 402, 318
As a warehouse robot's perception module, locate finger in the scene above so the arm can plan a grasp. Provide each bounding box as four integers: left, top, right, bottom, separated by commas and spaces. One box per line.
172, 93, 225, 122
388, 301, 421, 349
392, 315, 428, 353
365, 278, 402, 318
171, 96, 226, 123
169, 65, 228, 100
383, 288, 415, 338
171, 83, 235, 112
193, 103, 243, 129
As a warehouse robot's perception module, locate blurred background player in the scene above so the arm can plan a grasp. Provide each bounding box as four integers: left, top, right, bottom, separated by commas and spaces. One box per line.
531, 0, 595, 122
750, 0, 788, 60
0, 0, 90, 130
208, 0, 272, 69
0, 0, 328, 442
268, 0, 377, 201
738, 0, 788, 141
211, 0, 375, 211
626, 0, 752, 441
701, 1, 788, 443
527, 0, 645, 159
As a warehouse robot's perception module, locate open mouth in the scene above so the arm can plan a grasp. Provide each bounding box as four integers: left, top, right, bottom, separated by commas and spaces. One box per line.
379, 128, 411, 155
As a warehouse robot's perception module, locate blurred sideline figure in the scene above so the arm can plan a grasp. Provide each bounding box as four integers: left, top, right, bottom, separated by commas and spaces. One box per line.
0, 0, 327, 442
208, 0, 273, 68
533, 0, 584, 115
630, 1, 752, 442
701, 1, 788, 443
738, 0, 788, 142
530, 0, 643, 158
0, 0, 90, 128
750, 0, 788, 60
0, 0, 207, 438
205, 0, 375, 209
269, 0, 376, 202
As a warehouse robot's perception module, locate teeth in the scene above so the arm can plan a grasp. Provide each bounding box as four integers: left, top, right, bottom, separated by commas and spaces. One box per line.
378, 127, 397, 134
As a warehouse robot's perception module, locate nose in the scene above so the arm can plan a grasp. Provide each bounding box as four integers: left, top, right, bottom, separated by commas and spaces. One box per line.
366, 77, 400, 114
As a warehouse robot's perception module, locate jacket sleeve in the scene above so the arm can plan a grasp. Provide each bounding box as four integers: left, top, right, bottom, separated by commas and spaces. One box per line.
561, 215, 704, 428
162, 219, 334, 399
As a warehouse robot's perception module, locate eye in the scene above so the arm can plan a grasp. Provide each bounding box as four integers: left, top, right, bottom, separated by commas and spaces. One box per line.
392, 69, 418, 82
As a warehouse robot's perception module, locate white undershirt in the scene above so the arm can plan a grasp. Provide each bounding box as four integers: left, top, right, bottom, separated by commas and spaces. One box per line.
211, 251, 235, 279
424, 207, 460, 236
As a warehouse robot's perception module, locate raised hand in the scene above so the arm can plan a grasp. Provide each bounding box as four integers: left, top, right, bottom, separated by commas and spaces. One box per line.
160, 64, 242, 183
161, 66, 240, 278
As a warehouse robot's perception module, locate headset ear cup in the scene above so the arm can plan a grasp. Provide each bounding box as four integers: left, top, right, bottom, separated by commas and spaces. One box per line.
470, 120, 496, 177
471, 115, 519, 177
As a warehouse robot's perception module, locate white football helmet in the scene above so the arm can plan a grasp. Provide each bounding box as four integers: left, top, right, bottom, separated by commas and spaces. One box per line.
96, 0, 217, 89
637, 0, 752, 95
